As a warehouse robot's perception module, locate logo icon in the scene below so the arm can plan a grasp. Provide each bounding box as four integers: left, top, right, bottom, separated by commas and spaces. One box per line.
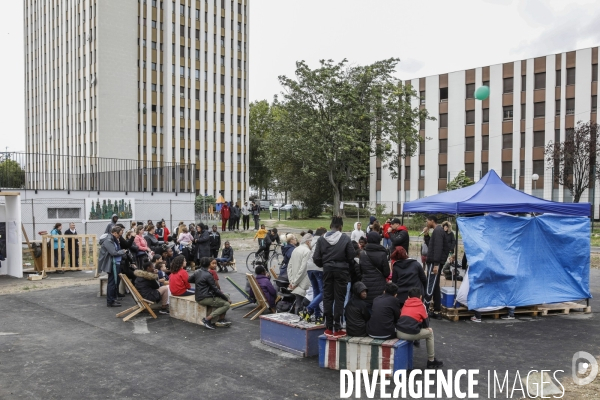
572, 351, 598, 386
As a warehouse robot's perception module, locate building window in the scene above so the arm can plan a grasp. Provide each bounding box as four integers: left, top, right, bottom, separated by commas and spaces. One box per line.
503, 106, 513, 120
555, 99, 561, 116
439, 87, 448, 102
481, 162, 489, 175
555, 129, 560, 144
482, 108, 489, 123
592, 95, 597, 113
48, 208, 80, 219
534, 72, 546, 90
521, 132, 526, 149
566, 67, 576, 85
502, 161, 512, 178
502, 133, 513, 149
556, 70, 561, 87
593, 64, 598, 82
439, 113, 448, 128
419, 141, 425, 155
521, 75, 526, 92
534, 102, 545, 118
521, 104, 526, 120
465, 163, 474, 179
439, 139, 447, 153
420, 91, 425, 104
465, 83, 475, 99
566, 98, 575, 115
482, 135, 489, 151
465, 110, 475, 125
419, 118, 425, 130
503, 77, 513, 93
405, 191, 410, 202
376, 167, 381, 180
533, 160, 545, 176
465, 137, 475, 152
439, 164, 447, 179
520, 161, 525, 176
404, 166, 410, 179
533, 131, 545, 147
419, 166, 425, 179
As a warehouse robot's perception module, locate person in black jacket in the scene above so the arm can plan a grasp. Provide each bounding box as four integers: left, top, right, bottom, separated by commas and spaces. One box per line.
425, 215, 445, 318
345, 282, 370, 337
387, 218, 410, 255
313, 216, 355, 337
359, 231, 390, 310
134, 261, 170, 314
194, 224, 211, 264
441, 221, 456, 258
209, 225, 221, 258
366, 283, 401, 339
188, 256, 232, 329
391, 247, 427, 307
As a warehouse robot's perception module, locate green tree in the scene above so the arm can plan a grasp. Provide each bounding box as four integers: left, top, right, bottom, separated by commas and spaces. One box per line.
262, 58, 431, 216
249, 100, 274, 199
0, 158, 25, 189
194, 195, 216, 213
446, 170, 475, 191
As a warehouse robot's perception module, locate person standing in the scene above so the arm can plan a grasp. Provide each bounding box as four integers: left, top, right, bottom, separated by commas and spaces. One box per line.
287, 234, 312, 314
269, 204, 273, 219
425, 215, 446, 319
99, 226, 127, 307
232, 203, 241, 231
441, 221, 456, 258
313, 216, 355, 338
301, 227, 327, 324
387, 218, 409, 255
381, 219, 392, 250
64, 222, 79, 268
50, 223, 66, 272
209, 225, 221, 259
241, 201, 250, 230
350, 222, 366, 243
194, 224, 211, 264
252, 202, 260, 230
220, 202, 230, 232
104, 214, 119, 235
227, 202, 236, 231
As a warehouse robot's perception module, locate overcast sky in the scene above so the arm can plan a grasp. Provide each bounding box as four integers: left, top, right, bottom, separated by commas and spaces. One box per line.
2, 0, 599, 152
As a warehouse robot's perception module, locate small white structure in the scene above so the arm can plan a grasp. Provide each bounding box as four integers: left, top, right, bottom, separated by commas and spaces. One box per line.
0, 192, 23, 278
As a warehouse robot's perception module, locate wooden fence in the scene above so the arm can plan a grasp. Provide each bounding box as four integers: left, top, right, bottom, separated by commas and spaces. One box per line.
40, 234, 98, 276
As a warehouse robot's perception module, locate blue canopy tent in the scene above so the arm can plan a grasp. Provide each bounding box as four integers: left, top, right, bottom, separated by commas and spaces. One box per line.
401, 169, 591, 310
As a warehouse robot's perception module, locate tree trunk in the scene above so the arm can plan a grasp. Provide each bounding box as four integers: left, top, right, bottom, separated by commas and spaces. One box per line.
332, 186, 341, 217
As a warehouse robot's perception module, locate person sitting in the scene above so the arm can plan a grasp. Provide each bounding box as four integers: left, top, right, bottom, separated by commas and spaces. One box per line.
360, 231, 390, 312
366, 283, 401, 340
215, 241, 234, 272
134, 261, 170, 314
203, 257, 222, 289
134, 225, 152, 265
155, 261, 169, 286
248, 265, 277, 312
189, 256, 232, 329
391, 247, 427, 308
442, 254, 462, 281
344, 282, 370, 337
144, 224, 160, 252
396, 287, 443, 369
168, 255, 194, 296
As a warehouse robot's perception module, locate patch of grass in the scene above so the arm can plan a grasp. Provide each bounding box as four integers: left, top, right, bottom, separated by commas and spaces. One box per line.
22, 286, 30, 290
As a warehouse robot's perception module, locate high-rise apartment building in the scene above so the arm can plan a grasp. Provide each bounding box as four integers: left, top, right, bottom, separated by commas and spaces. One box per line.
373, 46, 599, 215
24, 0, 249, 201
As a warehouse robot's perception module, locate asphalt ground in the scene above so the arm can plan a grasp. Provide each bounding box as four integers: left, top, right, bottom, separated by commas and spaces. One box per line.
0, 257, 599, 400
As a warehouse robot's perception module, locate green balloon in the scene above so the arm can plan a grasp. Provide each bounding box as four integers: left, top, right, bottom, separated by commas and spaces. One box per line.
474, 85, 490, 100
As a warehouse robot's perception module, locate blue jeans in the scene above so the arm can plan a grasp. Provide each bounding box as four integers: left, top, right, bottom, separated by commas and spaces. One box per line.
383, 238, 391, 250
215, 257, 230, 264
307, 271, 323, 317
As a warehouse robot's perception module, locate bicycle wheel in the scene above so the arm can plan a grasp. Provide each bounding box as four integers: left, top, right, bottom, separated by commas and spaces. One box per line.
246, 252, 260, 272
268, 253, 281, 272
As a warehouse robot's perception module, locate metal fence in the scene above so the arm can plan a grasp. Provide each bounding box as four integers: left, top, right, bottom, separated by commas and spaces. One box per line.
0, 152, 196, 193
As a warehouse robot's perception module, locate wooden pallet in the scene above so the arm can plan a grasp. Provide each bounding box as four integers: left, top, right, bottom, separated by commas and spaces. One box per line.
538, 302, 591, 316
441, 305, 540, 322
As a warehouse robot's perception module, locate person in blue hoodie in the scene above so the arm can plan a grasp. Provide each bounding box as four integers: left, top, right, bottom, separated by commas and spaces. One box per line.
278, 233, 297, 280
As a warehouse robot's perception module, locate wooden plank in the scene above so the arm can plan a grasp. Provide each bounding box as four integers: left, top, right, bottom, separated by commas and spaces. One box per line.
117, 274, 157, 321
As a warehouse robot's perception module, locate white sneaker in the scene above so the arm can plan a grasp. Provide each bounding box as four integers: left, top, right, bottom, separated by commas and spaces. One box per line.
470, 316, 481, 323
501, 315, 515, 320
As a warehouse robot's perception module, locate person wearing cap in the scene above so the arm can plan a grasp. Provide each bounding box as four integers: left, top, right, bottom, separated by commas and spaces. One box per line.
287, 233, 312, 314
104, 213, 119, 234
386, 217, 409, 255
359, 231, 390, 311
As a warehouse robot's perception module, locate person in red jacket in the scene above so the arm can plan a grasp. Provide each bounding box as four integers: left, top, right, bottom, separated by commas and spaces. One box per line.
382, 219, 392, 250
168, 256, 194, 296
220, 202, 231, 232
395, 287, 443, 369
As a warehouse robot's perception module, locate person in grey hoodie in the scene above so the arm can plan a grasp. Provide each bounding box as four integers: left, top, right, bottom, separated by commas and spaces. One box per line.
104, 214, 119, 235
98, 226, 127, 307
313, 217, 355, 337
300, 227, 328, 323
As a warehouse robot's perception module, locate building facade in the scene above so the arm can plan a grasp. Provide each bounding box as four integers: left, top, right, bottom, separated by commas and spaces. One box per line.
23, 0, 249, 202
372, 46, 599, 215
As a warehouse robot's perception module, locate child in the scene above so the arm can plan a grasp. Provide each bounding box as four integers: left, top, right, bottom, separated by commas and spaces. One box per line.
396, 287, 443, 369
216, 241, 235, 272
202, 257, 221, 290
249, 265, 277, 311
156, 261, 169, 286
366, 282, 401, 340
344, 282, 370, 337
254, 224, 268, 247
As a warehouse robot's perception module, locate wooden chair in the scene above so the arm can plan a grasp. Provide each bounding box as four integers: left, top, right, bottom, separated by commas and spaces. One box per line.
115, 274, 157, 322
243, 273, 270, 320
269, 268, 278, 280
225, 276, 252, 309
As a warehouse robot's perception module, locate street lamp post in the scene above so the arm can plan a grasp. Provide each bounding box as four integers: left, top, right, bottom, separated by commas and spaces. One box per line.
532, 173, 540, 196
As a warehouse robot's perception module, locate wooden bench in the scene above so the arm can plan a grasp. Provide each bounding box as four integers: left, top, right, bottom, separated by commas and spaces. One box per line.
115, 274, 157, 322
224, 258, 237, 271
260, 313, 325, 357
319, 335, 413, 373
98, 275, 108, 297
170, 295, 214, 324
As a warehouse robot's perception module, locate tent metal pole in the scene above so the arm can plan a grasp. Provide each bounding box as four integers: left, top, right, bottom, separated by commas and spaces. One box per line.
401, 212, 404, 226
454, 215, 459, 307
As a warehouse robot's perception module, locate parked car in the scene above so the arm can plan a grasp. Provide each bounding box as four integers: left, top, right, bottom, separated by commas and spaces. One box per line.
272, 203, 283, 210
259, 200, 271, 209
280, 204, 303, 211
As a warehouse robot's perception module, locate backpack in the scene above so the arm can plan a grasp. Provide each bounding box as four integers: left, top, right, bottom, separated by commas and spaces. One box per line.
276, 300, 293, 313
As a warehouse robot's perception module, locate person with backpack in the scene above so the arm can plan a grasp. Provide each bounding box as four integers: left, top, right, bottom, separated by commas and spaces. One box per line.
312, 216, 355, 338
396, 287, 443, 369
359, 231, 390, 311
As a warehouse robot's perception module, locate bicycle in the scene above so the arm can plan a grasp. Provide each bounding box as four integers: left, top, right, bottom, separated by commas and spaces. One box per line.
246, 243, 283, 273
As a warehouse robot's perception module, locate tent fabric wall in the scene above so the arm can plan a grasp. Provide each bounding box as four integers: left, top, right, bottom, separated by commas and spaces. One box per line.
459, 214, 591, 310
403, 170, 590, 216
